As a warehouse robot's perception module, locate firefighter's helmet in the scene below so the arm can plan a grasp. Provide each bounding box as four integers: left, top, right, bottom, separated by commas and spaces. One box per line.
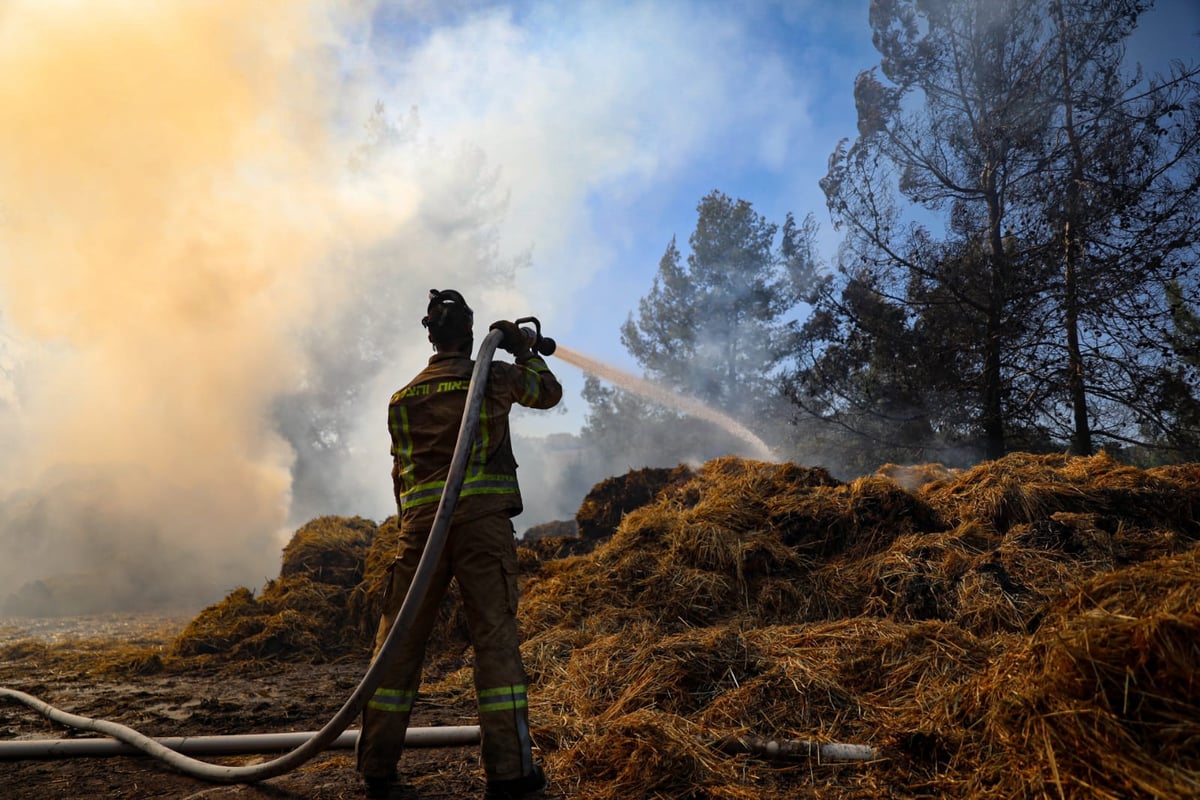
422, 289, 474, 347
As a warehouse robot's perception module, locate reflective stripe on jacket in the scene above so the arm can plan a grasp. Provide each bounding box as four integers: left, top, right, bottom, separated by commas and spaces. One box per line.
388, 352, 562, 524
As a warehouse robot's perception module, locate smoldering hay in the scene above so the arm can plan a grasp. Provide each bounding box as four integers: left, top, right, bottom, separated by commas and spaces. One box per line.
0, 0, 487, 615
75, 452, 1200, 798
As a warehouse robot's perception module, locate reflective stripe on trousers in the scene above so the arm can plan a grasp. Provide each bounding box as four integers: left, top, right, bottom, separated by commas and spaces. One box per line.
367, 688, 415, 713
477, 684, 527, 713
477, 684, 533, 776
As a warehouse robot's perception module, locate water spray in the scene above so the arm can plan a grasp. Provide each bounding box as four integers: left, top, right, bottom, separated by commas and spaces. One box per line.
554, 345, 775, 462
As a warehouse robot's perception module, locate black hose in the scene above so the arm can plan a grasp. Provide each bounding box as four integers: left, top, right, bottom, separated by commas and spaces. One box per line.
0, 329, 506, 782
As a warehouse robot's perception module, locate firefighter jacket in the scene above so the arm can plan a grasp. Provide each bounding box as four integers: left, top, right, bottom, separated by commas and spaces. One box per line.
388, 350, 562, 527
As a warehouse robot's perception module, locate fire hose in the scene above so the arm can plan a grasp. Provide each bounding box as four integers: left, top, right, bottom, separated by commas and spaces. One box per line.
0, 327, 510, 782
0, 323, 878, 777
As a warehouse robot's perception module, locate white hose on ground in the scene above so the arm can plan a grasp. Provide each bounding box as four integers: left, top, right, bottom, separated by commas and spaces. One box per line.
0, 723, 480, 759
0, 329, 506, 783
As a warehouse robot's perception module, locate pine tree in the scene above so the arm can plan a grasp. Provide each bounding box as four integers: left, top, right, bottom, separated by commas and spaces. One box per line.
582, 190, 820, 469
809, 0, 1200, 462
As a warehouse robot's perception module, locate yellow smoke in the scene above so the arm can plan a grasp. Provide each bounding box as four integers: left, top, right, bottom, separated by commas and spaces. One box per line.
0, 0, 389, 609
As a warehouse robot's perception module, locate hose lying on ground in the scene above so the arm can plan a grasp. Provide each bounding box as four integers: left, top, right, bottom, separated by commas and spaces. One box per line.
0, 723, 480, 760
0, 329, 506, 783
715, 734, 877, 762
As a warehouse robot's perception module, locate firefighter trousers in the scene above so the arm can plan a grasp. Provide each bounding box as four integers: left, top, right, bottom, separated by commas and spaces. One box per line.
356, 512, 534, 782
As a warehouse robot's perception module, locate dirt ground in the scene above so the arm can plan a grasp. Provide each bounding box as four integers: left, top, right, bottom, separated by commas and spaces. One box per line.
0, 614, 560, 800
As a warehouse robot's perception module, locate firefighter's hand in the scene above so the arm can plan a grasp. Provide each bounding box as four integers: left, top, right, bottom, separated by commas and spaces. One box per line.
489, 320, 532, 357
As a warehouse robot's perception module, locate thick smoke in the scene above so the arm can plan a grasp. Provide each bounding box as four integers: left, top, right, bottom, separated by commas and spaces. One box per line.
0, 1, 381, 614
0, 1, 466, 614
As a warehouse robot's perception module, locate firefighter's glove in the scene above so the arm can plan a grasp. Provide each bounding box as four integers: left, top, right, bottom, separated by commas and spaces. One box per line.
489, 320, 533, 358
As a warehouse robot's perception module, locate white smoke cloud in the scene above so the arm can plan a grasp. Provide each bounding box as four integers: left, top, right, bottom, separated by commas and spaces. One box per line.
288, 1, 817, 523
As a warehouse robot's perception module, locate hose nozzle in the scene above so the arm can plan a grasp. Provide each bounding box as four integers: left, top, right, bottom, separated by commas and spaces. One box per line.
515, 317, 556, 356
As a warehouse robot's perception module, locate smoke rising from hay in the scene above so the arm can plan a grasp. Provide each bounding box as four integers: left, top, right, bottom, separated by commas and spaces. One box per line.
3, 2, 299, 608
0, 0, 408, 614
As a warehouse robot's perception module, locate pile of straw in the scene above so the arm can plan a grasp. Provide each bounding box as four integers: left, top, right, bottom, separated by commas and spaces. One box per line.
934, 547, 1200, 797
506, 453, 1200, 798
280, 516, 375, 587
522, 519, 579, 541
159, 451, 1199, 797
173, 516, 381, 663
575, 465, 694, 541
171, 578, 349, 662
171, 513, 474, 667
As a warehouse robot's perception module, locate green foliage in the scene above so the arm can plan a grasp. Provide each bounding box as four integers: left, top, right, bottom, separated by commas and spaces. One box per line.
1129, 283, 1200, 461
805, 0, 1200, 464
619, 191, 816, 413
582, 191, 823, 471
1168, 282, 1200, 370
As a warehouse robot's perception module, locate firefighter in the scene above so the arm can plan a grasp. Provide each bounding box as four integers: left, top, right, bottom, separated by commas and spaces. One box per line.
357, 289, 561, 799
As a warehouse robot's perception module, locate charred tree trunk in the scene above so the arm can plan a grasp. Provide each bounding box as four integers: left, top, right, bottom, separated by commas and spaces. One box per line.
983, 181, 1008, 460
1054, 0, 1094, 455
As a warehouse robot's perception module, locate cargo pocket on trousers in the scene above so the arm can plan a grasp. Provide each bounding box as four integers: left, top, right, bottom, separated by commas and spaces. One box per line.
501, 552, 520, 615
381, 559, 399, 607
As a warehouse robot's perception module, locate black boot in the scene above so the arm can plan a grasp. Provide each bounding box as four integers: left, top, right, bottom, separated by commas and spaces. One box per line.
483, 764, 546, 799
364, 769, 398, 798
